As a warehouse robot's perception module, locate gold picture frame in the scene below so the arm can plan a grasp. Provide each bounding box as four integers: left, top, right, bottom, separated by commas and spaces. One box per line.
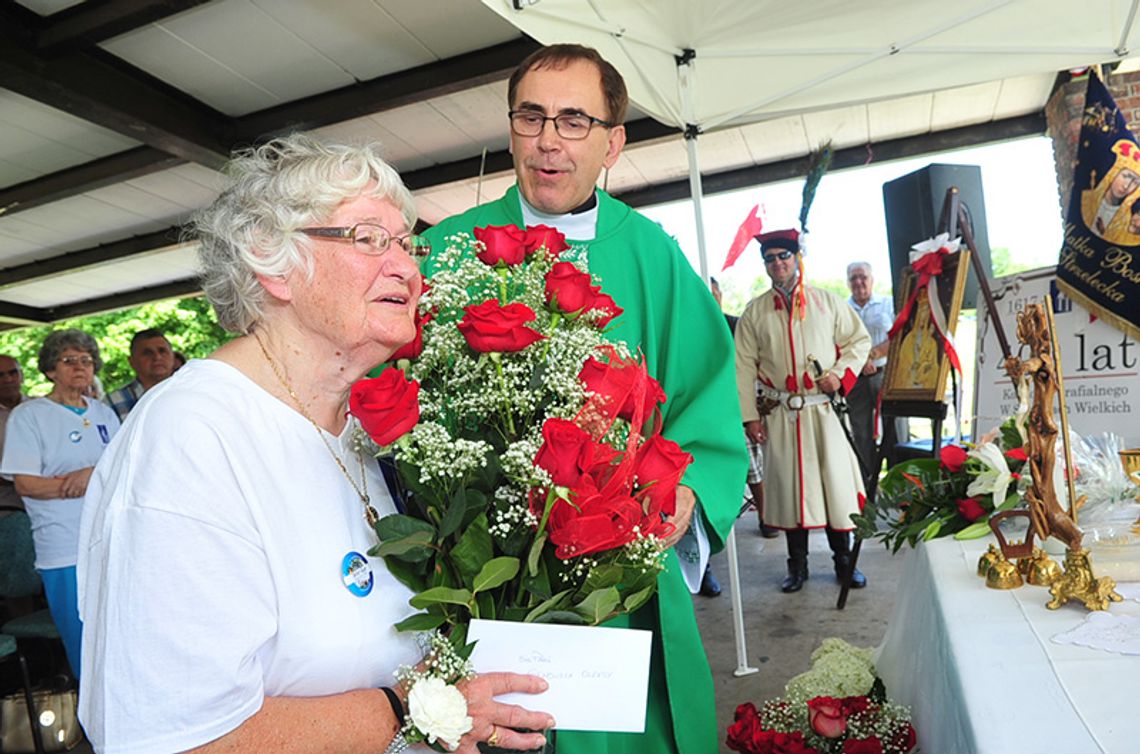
881, 249, 971, 402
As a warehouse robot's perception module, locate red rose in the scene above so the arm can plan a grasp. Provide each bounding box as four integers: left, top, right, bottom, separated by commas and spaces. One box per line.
457, 300, 546, 353
890, 723, 917, 753
534, 418, 595, 487
474, 225, 527, 266
349, 369, 420, 447
578, 353, 666, 425
940, 444, 969, 473
807, 696, 847, 739
725, 703, 763, 753
523, 224, 568, 258
543, 481, 642, 558
589, 291, 622, 327
956, 497, 986, 522
545, 262, 599, 315
839, 696, 871, 716
389, 310, 431, 361
842, 738, 884, 754
1005, 447, 1028, 462
634, 434, 693, 518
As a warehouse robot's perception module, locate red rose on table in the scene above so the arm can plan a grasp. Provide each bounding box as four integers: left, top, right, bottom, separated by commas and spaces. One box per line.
578, 354, 665, 424
474, 225, 527, 266
457, 300, 546, 353
807, 696, 847, 738
634, 434, 692, 517
940, 444, 969, 473
545, 262, 599, 314
956, 497, 986, 522
523, 224, 568, 258
349, 368, 420, 447
842, 738, 884, 754
390, 310, 431, 361
534, 418, 595, 487
1004, 447, 1028, 462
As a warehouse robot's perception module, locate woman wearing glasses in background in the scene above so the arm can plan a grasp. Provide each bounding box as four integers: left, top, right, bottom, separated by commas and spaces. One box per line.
76, 134, 553, 753
0, 329, 120, 678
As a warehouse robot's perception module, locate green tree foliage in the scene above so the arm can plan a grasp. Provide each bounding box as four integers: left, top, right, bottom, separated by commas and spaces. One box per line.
0, 296, 232, 396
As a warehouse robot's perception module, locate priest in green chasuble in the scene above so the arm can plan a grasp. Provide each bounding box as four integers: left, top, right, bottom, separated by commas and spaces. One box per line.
423, 44, 748, 754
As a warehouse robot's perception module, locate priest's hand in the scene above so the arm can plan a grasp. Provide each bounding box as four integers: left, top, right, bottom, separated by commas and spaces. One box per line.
664, 485, 696, 548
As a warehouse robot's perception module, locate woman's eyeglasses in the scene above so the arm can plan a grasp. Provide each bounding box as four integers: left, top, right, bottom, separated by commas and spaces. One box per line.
762, 250, 796, 264
298, 223, 431, 262
59, 356, 95, 368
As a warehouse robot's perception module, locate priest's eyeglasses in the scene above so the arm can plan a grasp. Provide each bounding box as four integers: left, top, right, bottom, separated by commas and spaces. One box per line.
762, 250, 796, 264
509, 110, 614, 140
298, 223, 431, 261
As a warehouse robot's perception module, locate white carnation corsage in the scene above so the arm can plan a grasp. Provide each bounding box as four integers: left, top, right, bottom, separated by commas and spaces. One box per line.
397, 632, 475, 752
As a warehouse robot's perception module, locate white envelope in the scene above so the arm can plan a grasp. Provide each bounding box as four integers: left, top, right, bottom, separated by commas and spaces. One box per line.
466, 619, 653, 732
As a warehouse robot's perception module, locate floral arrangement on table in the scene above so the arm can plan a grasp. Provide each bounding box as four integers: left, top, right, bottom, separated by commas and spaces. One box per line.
727, 639, 916, 754
347, 224, 690, 749
852, 418, 1028, 552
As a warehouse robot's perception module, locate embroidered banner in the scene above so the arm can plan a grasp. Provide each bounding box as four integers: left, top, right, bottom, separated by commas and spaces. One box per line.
1057, 73, 1140, 339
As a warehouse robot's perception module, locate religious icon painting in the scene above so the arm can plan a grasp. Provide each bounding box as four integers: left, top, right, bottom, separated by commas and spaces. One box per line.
882, 246, 971, 403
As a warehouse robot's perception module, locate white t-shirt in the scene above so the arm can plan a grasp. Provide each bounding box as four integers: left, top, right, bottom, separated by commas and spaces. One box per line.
78, 360, 422, 753
1, 396, 120, 569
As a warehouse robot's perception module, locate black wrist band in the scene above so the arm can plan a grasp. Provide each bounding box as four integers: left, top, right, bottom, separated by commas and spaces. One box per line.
380, 686, 406, 727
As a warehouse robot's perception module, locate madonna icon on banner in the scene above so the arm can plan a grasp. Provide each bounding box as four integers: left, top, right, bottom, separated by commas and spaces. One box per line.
1058, 71, 1140, 339
340, 551, 373, 597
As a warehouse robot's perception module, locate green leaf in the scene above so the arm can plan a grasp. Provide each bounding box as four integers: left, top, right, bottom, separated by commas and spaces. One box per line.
475, 591, 495, 620
575, 587, 620, 625
921, 519, 943, 541
472, 556, 520, 593
532, 610, 588, 625
622, 584, 655, 613
409, 586, 473, 609
375, 514, 436, 542
438, 488, 468, 539
393, 612, 447, 632
377, 530, 435, 558
527, 532, 548, 576
583, 563, 623, 592
450, 513, 493, 586
376, 554, 429, 593
523, 590, 572, 623
474, 451, 503, 492
953, 520, 993, 540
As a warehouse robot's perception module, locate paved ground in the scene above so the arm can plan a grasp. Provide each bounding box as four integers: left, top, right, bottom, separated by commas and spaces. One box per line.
694, 518, 907, 749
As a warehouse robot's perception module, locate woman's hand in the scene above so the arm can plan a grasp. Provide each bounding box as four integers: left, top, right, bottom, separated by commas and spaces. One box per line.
453, 672, 555, 752
59, 467, 94, 498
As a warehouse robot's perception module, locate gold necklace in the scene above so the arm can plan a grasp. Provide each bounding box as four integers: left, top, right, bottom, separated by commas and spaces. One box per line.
253, 333, 380, 527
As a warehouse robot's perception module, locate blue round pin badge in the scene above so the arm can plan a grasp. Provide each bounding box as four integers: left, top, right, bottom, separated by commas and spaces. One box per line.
341, 551, 373, 597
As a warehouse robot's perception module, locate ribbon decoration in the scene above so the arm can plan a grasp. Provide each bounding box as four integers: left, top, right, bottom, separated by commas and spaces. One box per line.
886, 232, 965, 440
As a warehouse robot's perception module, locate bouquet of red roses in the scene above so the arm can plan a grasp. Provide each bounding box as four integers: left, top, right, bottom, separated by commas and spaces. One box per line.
727, 639, 916, 754
349, 224, 690, 640
852, 417, 1028, 551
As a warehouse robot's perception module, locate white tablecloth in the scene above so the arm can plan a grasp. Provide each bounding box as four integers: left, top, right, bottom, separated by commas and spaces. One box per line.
875, 537, 1140, 754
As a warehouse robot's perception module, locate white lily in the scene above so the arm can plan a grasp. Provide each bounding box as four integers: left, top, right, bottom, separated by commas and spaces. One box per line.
966, 442, 1013, 505
908, 232, 962, 260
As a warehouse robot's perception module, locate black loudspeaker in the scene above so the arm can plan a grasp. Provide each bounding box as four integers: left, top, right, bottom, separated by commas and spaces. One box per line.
882, 164, 992, 309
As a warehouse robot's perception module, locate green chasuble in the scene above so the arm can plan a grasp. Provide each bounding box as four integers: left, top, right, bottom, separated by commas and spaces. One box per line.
424, 186, 747, 754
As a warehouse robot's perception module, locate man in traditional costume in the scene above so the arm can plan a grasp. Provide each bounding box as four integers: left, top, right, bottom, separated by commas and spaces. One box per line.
423, 43, 747, 754
735, 230, 871, 593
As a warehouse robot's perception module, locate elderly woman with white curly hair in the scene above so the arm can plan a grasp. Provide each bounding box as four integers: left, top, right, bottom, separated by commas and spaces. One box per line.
77, 134, 553, 753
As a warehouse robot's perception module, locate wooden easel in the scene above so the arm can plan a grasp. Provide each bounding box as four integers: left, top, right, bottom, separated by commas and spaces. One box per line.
838, 186, 996, 609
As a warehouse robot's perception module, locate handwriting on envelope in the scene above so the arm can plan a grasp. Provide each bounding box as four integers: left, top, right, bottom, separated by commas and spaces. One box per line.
467, 619, 653, 732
